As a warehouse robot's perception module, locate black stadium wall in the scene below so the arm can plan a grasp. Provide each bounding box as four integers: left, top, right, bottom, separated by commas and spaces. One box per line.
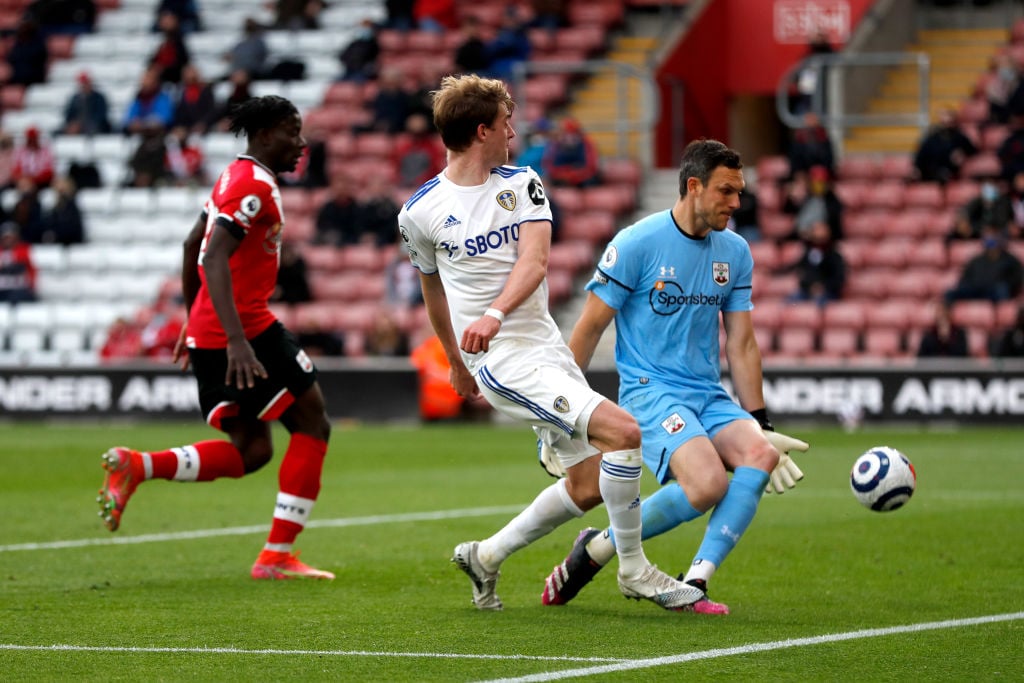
2, 360, 1024, 424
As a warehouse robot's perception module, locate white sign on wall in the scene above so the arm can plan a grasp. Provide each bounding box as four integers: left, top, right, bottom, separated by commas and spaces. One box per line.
774, 0, 851, 44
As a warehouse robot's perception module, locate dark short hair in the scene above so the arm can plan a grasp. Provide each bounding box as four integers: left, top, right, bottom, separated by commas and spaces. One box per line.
228, 95, 298, 139
678, 139, 743, 197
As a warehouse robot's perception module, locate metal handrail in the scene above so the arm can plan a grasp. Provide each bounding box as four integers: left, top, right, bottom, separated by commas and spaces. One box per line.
511, 60, 658, 166
776, 51, 932, 154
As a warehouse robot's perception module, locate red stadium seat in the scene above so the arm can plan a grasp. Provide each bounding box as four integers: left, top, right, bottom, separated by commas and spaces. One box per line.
548, 187, 584, 213
755, 156, 789, 184
862, 180, 905, 210
334, 301, 379, 333
406, 30, 444, 53
996, 300, 1021, 329
865, 299, 919, 332
949, 240, 981, 269
751, 299, 786, 332
837, 155, 879, 181
547, 268, 574, 304
887, 211, 929, 239
780, 301, 824, 331
981, 125, 1010, 152
354, 132, 397, 159
833, 180, 868, 211
326, 132, 356, 160
302, 245, 344, 272
843, 209, 887, 241
837, 241, 869, 269
776, 329, 816, 356
905, 239, 948, 268
822, 301, 867, 330
324, 81, 364, 106
878, 155, 915, 181
863, 239, 912, 269
376, 29, 406, 52
340, 244, 386, 273
600, 158, 641, 186
559, 211, 617, 245
549, 240, 596, 274
863, 328, 905, 358
758, 211, 793, 241
556, 25, 607, 54
758, 182, 781, 212
944, 180, 981, 209
903, 182, 945, 210
960, 152, 1001, 179
286, 215, 314, 243
819, 328, 859, 357
844, 269, 891, 299
748, 241, 780, 271
958, 98, 990, 125
568, 1, 625, 27
758, 273, 799, 300
951, 300, 996, 332
583, 184, 635, 215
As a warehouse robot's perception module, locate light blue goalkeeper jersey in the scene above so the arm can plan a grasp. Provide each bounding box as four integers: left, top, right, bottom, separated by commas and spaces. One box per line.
585, 209, 754, 398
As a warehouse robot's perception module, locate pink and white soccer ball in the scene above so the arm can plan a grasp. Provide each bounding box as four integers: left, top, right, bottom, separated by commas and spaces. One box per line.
850, 446, 916, 512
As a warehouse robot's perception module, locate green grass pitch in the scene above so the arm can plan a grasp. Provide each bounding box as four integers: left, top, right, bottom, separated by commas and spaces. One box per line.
1, 421, 1022, 681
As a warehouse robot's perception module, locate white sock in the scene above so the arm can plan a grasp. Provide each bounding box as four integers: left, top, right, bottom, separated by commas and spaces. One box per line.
683, 559, 717, 585
477, 479, 583, 572
586, 528, 616, 566
599, 448, 646, 577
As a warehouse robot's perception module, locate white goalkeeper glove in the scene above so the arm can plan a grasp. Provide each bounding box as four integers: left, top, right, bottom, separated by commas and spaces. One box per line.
537, 438, 566, 478
763, 430, 809, 494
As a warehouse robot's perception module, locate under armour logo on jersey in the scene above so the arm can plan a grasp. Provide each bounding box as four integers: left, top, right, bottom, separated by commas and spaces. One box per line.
440, 240, 459, 259
660, 266, 675, 278
443, 214, 461, 229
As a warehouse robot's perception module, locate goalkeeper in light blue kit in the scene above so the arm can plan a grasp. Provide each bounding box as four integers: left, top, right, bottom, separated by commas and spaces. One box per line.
541, 139, 809, 614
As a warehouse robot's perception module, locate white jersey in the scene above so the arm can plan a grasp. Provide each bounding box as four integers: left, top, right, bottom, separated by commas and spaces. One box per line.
398, 165, 562, 373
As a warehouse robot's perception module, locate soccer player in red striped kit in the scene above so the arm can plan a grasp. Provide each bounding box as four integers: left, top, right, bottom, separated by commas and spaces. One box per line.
97, 95, 334, 580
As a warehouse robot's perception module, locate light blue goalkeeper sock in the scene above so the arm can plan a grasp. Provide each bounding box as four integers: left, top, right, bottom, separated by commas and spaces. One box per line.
607, 482, 703, 551
692, 466, 769, 567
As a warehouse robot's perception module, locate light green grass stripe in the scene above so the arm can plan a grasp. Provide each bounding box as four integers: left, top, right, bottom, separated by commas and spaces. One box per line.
478, 612, 1024, 682
0, 505, 527, 553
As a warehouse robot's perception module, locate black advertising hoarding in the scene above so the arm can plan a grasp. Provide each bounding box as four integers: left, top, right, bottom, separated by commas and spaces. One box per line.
0, 361, 1023, 423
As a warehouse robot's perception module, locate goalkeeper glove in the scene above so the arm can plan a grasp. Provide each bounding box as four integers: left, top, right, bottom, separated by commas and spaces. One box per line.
763, 430, 810, 494
537, 438, 566, 478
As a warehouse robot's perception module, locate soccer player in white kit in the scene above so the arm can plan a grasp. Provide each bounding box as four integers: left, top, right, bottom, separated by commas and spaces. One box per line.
398, 74, 704, 612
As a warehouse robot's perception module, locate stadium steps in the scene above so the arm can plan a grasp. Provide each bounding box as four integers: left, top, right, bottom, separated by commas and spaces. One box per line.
844, 27, 1008, 155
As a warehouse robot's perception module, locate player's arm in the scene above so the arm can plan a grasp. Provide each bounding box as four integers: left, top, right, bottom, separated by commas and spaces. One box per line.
172, 214, 205, 371
568, 291, 616, 372
459, 218, 552, 355
204, 221, 267, 389
420, 271, 478, 399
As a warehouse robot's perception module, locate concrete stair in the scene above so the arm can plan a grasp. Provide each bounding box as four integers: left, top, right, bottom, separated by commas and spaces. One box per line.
844, 27, 1008, 154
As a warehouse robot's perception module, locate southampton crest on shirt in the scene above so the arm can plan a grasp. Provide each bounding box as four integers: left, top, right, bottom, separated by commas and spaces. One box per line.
712, 261, 730, 286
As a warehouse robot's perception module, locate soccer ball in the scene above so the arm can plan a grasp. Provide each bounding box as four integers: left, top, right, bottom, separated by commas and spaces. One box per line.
850, 446, 916, 512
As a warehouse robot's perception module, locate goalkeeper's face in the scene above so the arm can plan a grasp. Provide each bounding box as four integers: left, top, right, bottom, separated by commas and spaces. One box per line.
694, 166, 744, 233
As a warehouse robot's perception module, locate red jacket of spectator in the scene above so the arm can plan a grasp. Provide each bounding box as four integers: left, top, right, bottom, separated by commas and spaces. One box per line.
12, 127, 54, 188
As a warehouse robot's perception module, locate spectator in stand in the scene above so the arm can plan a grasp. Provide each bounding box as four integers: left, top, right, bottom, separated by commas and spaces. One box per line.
123, 67, 176, 135
1007, 170, 1024, 238
453, 15, 489, 76
99, 316, 143, 362
314, 173, 363, 246
944, 225, 1023, 304
207, 69, 254, 132
37, 175, 84, 245
983, 52, 1020, 126
483, 6, 531, 82
126, 125, 169, 188
365, 310, 410, 357
793, 29, 834, 115
405, 62, 442, 125
0, 134, 15, 191
7, 177, 43, 242
164, 126, 206, 187
384, 0, 415, 31
0, 222, 37, 303
409, 332, 466, 420
272, 240, 313, 305
223, 18, 270, 82
295, 318, 345, 357
360, 175, 401, 246
778, 219, 846, 307
542, 117, 601, 188
912, 107, 978, 184
414, 0, 458, 34
272, 0, 324, 30
139, 300, 186, 360
991, 303, 1024, 357
11, 127, 55, 189
172, 63, 215, 136
514, 118, 552, 176
5, 18, 49, 87
338, 18, 380, 83
996, 113, 1024, 182
728, 185, 760, 243
25, 0, 96, 35
529, 0, 568, 32
149, 11, 190, 85
393, 112, 444, 188
61, 71, 112, 135
782, 164, 843, 241
153, 0, 201, 33
947, 178, 1011, 242
384, 238, 423, 308
361, 66, 412, 134
917, 299, 968, 358
787, 112, 834, 179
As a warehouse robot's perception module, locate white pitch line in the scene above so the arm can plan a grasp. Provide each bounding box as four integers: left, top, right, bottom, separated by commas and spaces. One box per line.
0, 644, 628, 664
0, 505, 526, 553
476, 612, 1024, 683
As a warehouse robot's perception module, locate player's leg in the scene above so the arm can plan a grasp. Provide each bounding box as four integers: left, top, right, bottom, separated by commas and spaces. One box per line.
681, 415, 776, 593
251, 382, 334, 580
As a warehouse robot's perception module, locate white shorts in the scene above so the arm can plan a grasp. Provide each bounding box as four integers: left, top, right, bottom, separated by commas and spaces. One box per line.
475, 341, 602, 469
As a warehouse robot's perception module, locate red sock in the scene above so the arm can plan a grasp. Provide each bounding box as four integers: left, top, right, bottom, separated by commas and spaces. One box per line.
144, 441, 245, 481
266, 433, 328, 548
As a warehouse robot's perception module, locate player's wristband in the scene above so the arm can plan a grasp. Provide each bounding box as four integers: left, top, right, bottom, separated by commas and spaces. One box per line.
484, 308, 505, 323
750, 407, 773, 431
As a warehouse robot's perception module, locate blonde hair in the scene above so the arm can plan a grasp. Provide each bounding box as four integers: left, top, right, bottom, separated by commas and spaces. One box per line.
431, 74, 515, 153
